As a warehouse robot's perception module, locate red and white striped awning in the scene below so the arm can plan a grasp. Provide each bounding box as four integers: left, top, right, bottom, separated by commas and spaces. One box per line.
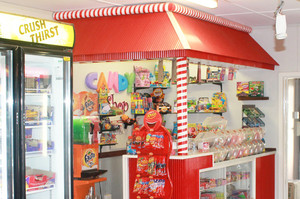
54, 3, 252, 33
53, 3, 278, 70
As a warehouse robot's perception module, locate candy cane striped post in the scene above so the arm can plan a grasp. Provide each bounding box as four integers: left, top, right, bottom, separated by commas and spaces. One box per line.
176, 57, 188, 155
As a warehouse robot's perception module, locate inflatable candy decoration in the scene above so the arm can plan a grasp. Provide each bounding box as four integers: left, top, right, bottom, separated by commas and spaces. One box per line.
108, 71, 119, 93
119, 74, 128, 92
96, 72, 109, 93
124, 72, 135, 93
85, 72, 98, 90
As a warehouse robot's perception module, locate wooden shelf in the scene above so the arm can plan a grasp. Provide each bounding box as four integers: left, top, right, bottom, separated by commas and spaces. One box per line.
74, 177, 107, 185
99, 143, 117, 146
102, 127, 120, 132
238, 96, 269, 101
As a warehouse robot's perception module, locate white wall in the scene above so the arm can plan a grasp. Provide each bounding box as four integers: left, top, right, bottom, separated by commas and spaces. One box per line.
0, 2, 53, 20
250, 24, 300, 199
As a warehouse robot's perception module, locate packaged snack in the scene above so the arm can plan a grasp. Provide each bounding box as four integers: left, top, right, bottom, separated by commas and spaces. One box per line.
249, 81, 264, 97
188, 123, 198, 138
147, 156, 156, 176
197, 97, 210, 112
211, 92, 227, 113
134, 66, 150, 88
236, 82, 249, 97
156, 132, 165, 149
137, 156, 149, 175
151, 88, 165, 103
82, 92, 98, 116
73, 92, 83, 116
132, 130, 145, 149
25, 168, 55, 192
187, 99, 197, 113
157, 157, 166, 176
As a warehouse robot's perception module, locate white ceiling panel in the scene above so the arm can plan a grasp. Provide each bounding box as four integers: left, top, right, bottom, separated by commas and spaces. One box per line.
0, 0, 299, 27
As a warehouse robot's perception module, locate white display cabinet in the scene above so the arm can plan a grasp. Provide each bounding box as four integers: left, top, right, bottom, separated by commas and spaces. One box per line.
200, 158, 255, 199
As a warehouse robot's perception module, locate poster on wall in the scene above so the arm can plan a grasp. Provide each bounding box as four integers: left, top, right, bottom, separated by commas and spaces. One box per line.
73, 91, 99, 116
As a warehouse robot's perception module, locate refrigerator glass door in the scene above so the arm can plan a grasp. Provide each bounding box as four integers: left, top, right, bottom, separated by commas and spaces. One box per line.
24, 53, 72, 199
0, 49, 13, 199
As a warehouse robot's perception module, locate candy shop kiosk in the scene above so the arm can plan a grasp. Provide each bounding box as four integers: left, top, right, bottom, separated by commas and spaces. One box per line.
53, 2, 277, 199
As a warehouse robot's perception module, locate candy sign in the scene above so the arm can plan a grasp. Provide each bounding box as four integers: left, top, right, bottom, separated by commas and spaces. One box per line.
85, 72, 134, 93
107, 94, 129, 112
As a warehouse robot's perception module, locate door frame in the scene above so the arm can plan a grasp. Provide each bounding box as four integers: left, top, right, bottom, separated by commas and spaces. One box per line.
279, 72, 300, 199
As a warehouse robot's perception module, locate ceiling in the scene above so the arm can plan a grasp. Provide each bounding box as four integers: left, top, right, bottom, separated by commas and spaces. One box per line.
1, 0, 300, 27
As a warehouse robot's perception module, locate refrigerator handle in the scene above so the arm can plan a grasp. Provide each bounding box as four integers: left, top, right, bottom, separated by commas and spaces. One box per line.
13, 46, 26, 199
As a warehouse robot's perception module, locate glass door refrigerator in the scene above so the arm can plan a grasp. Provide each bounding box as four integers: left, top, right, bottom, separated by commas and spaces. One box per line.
0, 12, 74, 199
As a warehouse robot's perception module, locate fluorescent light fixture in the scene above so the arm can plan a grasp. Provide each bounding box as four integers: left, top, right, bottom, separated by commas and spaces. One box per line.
186, 0, 218, 8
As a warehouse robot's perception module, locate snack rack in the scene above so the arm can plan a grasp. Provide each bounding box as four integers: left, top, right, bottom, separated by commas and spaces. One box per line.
131, 110, 173, 199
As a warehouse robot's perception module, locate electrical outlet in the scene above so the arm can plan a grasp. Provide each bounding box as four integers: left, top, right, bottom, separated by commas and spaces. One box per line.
104, 194, 112, 199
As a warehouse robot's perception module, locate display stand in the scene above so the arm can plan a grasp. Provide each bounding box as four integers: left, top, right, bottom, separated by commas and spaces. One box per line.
131, 110, 173, 199
73, 144, 107, 198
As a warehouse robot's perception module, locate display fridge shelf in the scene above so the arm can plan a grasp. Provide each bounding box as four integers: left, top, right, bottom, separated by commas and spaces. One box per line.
26, 150, 54, 158
25, 92, 51, 96
200, 178, 250, 192
25, 120, 53, 128
25, 88, 52, 94
26, 184, 55, 195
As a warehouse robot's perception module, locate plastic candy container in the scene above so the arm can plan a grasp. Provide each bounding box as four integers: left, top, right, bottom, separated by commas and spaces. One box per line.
193, 127, 265, 162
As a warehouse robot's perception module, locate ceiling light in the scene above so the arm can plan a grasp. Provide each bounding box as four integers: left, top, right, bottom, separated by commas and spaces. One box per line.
274, 0, 287, 40
186, 0, 218, 8
275, 13, 287, 40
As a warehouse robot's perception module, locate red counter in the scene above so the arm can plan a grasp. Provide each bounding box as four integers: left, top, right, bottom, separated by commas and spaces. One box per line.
123, 151, 275, 199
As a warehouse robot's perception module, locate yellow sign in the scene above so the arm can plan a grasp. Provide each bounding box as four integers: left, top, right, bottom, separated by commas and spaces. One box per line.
0, 12, 74, 48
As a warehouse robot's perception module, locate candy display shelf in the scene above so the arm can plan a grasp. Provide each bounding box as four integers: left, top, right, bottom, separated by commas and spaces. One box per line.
238, 96, 269, 101
200, 178, 250, 192
133, 81, 224, 119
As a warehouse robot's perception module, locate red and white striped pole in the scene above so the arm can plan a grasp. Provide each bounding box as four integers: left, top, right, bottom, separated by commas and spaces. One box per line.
176, 57, 188, 155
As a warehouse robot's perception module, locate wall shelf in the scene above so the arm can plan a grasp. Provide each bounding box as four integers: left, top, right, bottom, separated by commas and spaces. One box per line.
238, 96, 269, 101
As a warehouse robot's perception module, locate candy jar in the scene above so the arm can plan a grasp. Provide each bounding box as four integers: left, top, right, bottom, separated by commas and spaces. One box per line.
248, 142, 255, 155
242, 143, 250, 157
230, 145, 239, 160
224, 145, 232, 160
236, 144, 244, 158
211, 147, 220, 163
216, 131, 226, 147
219, 146, 228, 162
252, 140, 259, 155
223, 130, 232, 146
229, 130, 238, 146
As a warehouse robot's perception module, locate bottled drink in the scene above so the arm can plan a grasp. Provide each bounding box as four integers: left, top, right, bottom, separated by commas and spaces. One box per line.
126, 136, 136, 155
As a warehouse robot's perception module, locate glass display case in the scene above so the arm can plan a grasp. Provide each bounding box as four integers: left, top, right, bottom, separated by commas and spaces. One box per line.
0, 49, 13, 199
200, 160, 254, 199
24, 54, 72, 199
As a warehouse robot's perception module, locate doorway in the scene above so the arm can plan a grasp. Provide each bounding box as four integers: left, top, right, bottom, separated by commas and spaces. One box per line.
279, 74, 300, 199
